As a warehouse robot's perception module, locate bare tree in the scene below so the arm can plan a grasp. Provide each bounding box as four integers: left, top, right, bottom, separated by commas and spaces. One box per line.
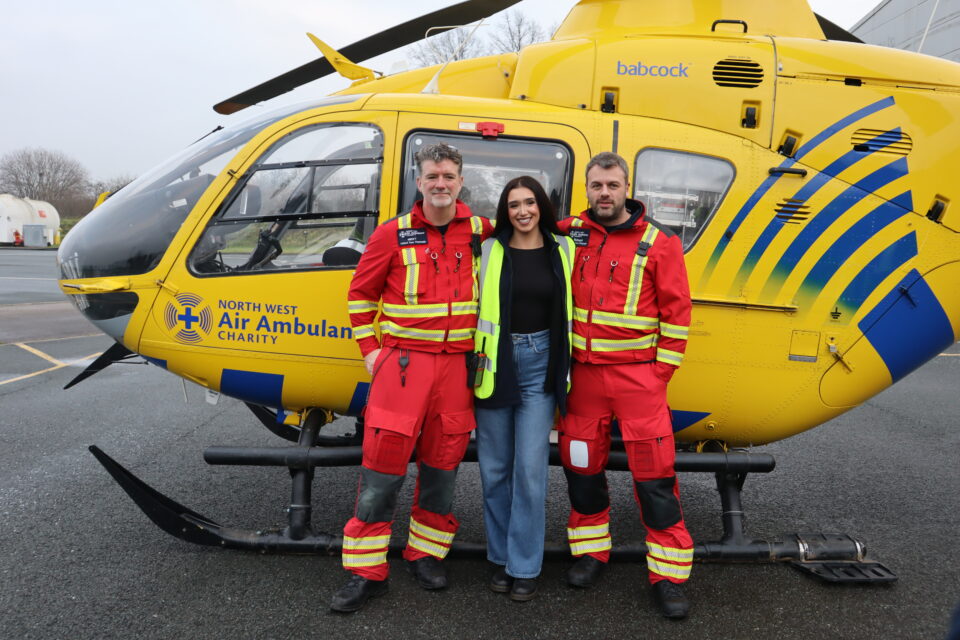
485, 10, 549, 54
89, 174, 135, 198
409, 25, 486, 67
0, 148, 89, 204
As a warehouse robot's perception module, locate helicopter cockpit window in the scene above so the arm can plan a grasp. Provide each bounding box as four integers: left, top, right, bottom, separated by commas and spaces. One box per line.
188, 123, 382, 276
58, 97, 360, 280
632, 149, 735, 252
399, 132, 572, 219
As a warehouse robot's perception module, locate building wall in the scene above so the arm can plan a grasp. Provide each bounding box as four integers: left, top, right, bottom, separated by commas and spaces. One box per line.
852, 0, 960, 62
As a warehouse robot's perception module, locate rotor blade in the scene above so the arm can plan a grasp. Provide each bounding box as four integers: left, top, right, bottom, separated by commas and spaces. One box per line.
214, 0, 522, 114
63, 341, 135, 390
815, 13, 864, 43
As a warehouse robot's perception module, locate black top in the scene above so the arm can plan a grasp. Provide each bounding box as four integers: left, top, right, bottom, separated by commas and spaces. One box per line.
509, 246, 554, 333
474, 227, 571, 415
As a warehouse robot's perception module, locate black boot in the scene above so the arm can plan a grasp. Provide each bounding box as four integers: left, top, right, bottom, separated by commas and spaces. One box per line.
329, 574, 389, 613
406, 556, 448, 590
509, 578, 538, 602
489, 565, 512, 593
566, 555, 605, 588
652, 580, 690, 619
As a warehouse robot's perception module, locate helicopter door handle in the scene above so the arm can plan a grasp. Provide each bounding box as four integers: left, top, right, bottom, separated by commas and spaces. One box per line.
712, 19, 748, 33
769, 167, 808, 177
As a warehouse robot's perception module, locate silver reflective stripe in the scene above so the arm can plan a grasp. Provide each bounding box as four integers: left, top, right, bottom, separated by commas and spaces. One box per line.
477, 318, 497, 335
478, 237, 498, 288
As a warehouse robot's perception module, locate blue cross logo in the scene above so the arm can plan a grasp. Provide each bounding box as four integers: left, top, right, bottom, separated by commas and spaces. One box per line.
178, 305, 200, 330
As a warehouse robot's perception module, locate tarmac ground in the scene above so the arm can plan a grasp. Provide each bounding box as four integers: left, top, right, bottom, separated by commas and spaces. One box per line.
1, 247, 958, 639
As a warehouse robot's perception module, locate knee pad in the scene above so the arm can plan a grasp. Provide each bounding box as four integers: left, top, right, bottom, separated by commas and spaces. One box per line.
416, 461, 458, 514
356, 467, 406, 523
564, 468, 609, 515
634, 476, 682, 530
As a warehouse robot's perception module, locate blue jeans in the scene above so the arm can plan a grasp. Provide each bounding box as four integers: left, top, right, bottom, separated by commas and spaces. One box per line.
475, 329, 556, 578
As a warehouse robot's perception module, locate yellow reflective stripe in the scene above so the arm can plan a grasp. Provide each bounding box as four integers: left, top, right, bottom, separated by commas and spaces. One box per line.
383, 303, 446, 317
398, 214, 411, 229
343, 534, 390, 550
447, 328, 475, 341
590, 335, 658, 352
572, 333, 587, 350
353, 324, 376, 340
470, 216, 483, 235
570, 537, 612, 555
574, 307, 589, 323
570, 218, 585, 228
659, 322, 689, 340
342, 551, 388, 567
566, 523, 609, 541
402, 248, 420, 306
647, 542, 694, 563
623, 225, 660, 315
380, 322, 445, 341
408, 534, 451, 559
409, 518, 456, 545
450, 302, 479, 315
647, 557, 692, 580
657, 348, 684, 365
591, 309, 658, 330
348, 300, 379, 313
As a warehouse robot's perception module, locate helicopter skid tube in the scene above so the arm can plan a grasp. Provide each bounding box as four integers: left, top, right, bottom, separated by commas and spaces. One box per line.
201, 442, 777, 473
90, 443, 888, 578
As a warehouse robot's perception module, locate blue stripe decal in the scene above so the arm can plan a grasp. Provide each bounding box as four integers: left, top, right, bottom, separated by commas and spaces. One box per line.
731, 131, 907, 296
699, 96, 896, 289
761, 156, 910, 301
858, 270, 954, 382
836, 232, 917, 313
796, 191, 913, 303
220, 369, 284, 408
346, 382, 370, 417
671, 410, 711, 433
143, 357, 167, 369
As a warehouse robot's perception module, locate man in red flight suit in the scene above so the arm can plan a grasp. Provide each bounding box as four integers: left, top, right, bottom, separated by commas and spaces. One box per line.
556, 152, 694, 619
330, 143, 493, 612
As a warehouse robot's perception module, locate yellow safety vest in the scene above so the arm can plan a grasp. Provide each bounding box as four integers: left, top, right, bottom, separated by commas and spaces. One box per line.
474, 233, 575, 399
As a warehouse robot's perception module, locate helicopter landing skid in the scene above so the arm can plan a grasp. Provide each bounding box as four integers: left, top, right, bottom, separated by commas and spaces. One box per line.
89, 428, 895, 583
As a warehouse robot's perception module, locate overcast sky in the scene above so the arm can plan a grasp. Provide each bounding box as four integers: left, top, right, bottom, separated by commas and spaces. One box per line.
0, 0, 882, 182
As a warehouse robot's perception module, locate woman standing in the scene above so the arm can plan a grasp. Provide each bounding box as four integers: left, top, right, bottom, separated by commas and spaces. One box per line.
474, 176, 574, 601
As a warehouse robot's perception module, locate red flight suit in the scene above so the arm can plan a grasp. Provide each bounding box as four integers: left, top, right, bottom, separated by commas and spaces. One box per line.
557, 199, 694, 584
344, 200, 493, 580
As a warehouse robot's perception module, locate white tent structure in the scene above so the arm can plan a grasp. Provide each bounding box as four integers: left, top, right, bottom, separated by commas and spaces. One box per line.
0, 194, 34, 245
25, 198, 61, 245
0, 194, 60, 245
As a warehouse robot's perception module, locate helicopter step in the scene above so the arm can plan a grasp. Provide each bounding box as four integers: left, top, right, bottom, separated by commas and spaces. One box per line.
89, 417, 894, 583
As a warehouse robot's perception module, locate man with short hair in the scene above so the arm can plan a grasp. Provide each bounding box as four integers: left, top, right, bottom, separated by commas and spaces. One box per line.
556, 151, 694, 619
331, 142, 493, 612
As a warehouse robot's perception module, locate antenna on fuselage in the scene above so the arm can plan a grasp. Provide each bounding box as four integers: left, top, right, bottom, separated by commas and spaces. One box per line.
421, 20, 487, 94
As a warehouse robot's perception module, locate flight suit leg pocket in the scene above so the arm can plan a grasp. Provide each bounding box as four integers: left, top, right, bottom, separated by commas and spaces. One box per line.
433, 410, 476, 469
363, 406, 419, 475
622, 431, 675, 481
558, 414, 605, 474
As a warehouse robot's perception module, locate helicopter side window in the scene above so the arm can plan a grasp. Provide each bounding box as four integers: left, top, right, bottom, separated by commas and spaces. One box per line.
399, 132, 572, 219
632, 149, 735, 252
188, 123, 382, 276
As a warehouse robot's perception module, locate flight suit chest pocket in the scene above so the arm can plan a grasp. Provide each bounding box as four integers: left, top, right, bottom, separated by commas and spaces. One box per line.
398, 246, 427, 297
448, 242, 476, 300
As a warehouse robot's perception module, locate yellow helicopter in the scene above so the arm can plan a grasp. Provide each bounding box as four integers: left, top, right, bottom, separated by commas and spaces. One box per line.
57, 0, 959, 580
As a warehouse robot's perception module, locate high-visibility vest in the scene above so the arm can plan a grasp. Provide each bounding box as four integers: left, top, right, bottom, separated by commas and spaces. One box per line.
474, 233, 575, 399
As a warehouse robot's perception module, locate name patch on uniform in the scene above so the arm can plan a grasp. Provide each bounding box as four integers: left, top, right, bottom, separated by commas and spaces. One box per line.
569, 228, 592, 247
397, 228, 428, 247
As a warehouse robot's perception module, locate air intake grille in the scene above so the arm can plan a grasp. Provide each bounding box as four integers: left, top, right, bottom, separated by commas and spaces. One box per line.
713, 59, 764, 88
851, 129, 913, 156
775, 199, 811, 224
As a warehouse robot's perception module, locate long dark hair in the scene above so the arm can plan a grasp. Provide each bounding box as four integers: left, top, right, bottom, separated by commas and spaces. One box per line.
494, 176, 560, 235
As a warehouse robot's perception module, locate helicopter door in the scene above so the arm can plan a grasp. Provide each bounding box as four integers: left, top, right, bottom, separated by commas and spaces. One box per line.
141, 115, 395, 370
395, 115, 589, 220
